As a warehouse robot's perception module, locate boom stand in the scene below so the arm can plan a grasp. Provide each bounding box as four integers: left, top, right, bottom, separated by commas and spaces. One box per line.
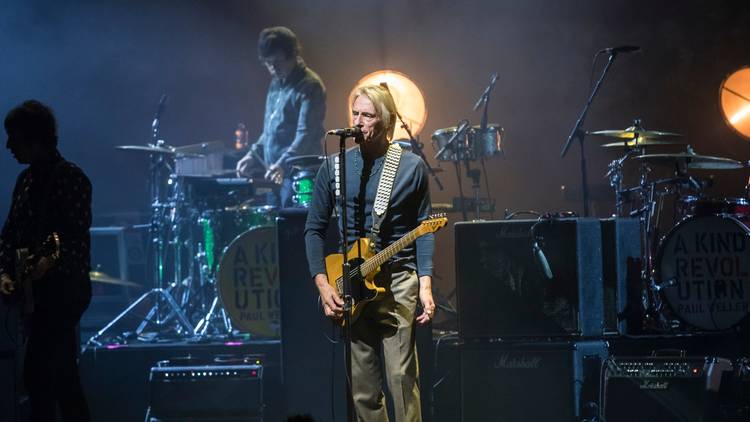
560, 51, 623, 217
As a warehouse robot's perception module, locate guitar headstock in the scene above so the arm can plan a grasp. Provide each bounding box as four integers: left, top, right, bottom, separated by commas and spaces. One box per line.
418, 214, 448, 234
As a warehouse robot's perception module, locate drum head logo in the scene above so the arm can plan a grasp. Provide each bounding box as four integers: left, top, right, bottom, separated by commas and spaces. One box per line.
660, 216, 750, 330
218, 226, 280, 337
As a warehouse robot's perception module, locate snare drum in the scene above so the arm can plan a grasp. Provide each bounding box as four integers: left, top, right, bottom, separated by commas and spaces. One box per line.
656, 214, 750, 331
217, 226, 280, 338
292, 169, 316, 208
678, 196, 750, 218
199, 205, 277, 273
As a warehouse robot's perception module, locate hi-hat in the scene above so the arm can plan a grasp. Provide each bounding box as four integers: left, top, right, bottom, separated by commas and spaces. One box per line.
633, 152, 744, 170
174, 141, 225, 155
591, 125, 684, 148
90, 271, 141, 288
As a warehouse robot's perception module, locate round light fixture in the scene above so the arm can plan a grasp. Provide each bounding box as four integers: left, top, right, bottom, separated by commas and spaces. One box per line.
720, 67, 750, 139
348, 70, 427, 140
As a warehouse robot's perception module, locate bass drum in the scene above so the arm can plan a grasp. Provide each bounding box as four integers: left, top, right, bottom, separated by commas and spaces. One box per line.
217, 226, 280, 338
656, 214, 750, 331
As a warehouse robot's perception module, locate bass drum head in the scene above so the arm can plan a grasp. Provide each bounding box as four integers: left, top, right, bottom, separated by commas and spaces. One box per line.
657, 215, 750, 331
217, 226, 280, 338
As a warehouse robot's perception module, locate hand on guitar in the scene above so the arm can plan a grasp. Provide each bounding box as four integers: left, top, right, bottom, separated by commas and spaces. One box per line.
315, 273, 344, 319
0, 273, 14, 295
416, 275, 435, 326
27, 255, 54, 281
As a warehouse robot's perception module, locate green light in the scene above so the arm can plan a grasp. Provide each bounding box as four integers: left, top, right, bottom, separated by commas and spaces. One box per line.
202, 218, 215, 271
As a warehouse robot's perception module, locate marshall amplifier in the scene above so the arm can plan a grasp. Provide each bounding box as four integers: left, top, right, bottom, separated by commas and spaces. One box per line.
603, 355, 733, 422
148, 361, 263, 421
455, 218, 605, 338
460, 340, 608, 421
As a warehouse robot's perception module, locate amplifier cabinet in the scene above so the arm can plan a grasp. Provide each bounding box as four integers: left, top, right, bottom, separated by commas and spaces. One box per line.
460, 340, 608, 421
455, 218, 604, 338
603, 356, 733, 422
149, 364, 263, 421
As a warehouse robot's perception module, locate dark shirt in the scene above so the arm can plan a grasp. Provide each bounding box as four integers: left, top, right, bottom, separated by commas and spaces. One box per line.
255, 59, 326, 168
0, 151, 92, 321
304, 146, 434, 278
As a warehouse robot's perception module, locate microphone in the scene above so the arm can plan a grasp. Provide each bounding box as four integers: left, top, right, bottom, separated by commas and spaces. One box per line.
327, 126, 365, 143
604, 45, 641, 54
532, 240, 554, 280
151, 94, 168, 141
473, 73, 499, 111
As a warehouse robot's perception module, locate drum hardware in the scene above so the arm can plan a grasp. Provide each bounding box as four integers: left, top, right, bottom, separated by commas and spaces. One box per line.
605, 138, 750, 333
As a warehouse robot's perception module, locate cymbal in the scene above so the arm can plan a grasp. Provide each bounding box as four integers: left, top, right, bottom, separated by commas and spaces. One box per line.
589, 127, 683, 140
285, 155, 325, 168
633, 152, 744, 170
89, 271, 141, 288
601, 138, 685, 148
115, 144, 176, 154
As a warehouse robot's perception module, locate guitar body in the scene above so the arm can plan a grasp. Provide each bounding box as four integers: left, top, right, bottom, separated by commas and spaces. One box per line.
325, 238, 387, 325
321, 215, 448, 327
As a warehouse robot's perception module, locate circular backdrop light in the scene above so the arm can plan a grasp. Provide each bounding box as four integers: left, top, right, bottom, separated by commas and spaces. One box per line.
720, 67, 750, 139
348, 70, 427, 140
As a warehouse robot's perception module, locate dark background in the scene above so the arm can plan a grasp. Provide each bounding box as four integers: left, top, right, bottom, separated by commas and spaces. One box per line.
2, 0, 750, 298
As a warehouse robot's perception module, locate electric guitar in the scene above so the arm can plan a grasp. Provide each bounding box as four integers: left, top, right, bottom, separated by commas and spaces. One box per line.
324, 215, 447, 326
6, 232, 61, 315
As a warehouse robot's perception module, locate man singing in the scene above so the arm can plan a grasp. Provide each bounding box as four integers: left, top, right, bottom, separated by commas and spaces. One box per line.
236, 26, 326, 207
304, 85, 436, 421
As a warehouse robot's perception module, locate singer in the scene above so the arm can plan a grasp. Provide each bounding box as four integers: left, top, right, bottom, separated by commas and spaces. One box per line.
304, 85, 435, 421
235, 26, 326, 207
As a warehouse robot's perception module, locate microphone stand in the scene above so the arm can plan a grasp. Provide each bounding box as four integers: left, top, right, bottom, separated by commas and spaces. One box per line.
560, 51, 621, 217
334, 132, 356, 422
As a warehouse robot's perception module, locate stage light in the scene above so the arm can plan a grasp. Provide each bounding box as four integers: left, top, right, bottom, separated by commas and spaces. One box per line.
720, 67, 750, 139
348, 70, 427, 140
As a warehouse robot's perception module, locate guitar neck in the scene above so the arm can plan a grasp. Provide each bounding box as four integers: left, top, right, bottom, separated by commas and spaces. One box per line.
359, 226, 425, 276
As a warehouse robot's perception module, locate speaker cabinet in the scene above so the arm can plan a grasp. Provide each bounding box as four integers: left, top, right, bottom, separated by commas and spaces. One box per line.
455, 218, 604, 338
460, 340, 608, 421
600, 218, 641, 335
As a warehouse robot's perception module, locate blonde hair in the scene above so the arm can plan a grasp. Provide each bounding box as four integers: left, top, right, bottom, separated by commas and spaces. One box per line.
352, 85, 398, 141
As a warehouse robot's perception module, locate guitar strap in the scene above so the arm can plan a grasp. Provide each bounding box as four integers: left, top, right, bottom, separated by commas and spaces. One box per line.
368, 142, 402, 251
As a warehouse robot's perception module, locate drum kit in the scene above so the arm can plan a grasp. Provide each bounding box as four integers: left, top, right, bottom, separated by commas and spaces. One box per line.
595, 119, 750, 333
86, 138, 322, 347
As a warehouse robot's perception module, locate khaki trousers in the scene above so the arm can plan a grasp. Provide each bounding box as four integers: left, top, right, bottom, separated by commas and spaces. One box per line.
350, 269, 421, 422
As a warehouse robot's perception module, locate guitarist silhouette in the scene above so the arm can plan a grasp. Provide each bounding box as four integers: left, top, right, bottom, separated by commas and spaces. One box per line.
0, 100, 92, 422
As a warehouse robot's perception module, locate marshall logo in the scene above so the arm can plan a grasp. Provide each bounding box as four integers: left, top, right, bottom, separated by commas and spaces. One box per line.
493, 353, 542, 369
639, 380, 669, 390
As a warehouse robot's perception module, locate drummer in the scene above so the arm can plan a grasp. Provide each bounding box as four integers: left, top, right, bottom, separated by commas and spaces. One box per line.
236, 26, 327, 207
